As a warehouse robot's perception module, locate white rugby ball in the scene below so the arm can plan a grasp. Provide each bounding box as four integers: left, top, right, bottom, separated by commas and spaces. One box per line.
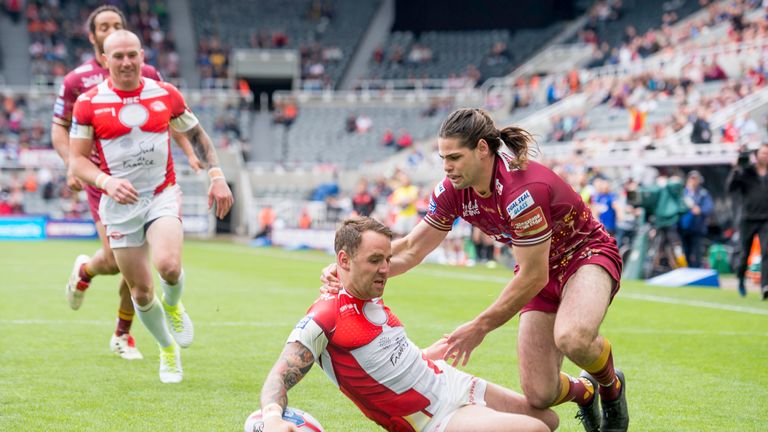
244, 406, 324, 432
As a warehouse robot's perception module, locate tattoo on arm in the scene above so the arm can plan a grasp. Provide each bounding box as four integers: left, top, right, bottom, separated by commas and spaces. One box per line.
261, 342, 315, 410
185, 124, 219, 169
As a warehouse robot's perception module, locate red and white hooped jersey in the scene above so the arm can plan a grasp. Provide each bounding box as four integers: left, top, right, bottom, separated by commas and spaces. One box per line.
288, 290, 446, 432
70, 77, 198, 196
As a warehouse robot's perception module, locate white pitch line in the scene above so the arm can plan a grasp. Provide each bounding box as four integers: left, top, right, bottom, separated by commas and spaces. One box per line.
619, 293, 768, 316
2, 319, 766, 337
245, 250, 768, 316
0, 319, 287, 327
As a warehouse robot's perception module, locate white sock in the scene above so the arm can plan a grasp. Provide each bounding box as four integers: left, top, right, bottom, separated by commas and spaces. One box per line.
160, 269, 184, 307
134, 296, 174, 348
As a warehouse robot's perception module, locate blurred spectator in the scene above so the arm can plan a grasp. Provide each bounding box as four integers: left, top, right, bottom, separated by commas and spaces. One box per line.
396, 129, 413, 150
679, 170, 713, 268
351, 179, 376, 217
690, 107, 712, 144
298, 207, 312, 229
355, 114, 372, 134
592, 177, 618, 237
254, 205, 277, 240
381, 129, 395, 147
389, 172, 419, 237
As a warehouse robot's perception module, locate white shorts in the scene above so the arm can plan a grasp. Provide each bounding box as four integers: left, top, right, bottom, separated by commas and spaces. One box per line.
422, 361, 488, 432
100, 184, 182, 249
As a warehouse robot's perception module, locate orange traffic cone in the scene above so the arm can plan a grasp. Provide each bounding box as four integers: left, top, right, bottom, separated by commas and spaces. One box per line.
746, 235, 761, 285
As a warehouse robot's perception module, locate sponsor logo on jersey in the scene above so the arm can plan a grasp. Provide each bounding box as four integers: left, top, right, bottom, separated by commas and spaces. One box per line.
434, 182, 446, 198
295, 312, 316, 329
428, 197, 436, 213
506, 190, 534, 219
462, 199, 480, 217
150, 100, 167, 112
340, 303, 359, 315
495, 178, 503, 195
54, 98, 65, 116
81, 74, 104, 89
388, 335, 409, 367
511, 206, 548, 237
94, 107, 114, 116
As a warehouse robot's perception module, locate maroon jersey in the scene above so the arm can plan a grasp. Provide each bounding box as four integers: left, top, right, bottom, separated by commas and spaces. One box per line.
425, 154, 622, 312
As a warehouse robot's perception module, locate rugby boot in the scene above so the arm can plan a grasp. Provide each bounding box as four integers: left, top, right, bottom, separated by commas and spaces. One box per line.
66, 255, 90, 310
601, 369, 629, 432
575, 371, 601, 432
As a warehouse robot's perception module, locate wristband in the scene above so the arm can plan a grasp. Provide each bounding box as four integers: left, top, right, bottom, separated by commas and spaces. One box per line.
95, 173, 112, 190
208, 167, 224, 179
262, 403, 283, 419
210, 176, 226, 182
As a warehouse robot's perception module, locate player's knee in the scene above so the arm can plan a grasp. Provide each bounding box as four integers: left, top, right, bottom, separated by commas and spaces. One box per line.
131, 289, 153, 306
156, 259, 181, 284
521, 385, 556, 409
554, 326, 594, 358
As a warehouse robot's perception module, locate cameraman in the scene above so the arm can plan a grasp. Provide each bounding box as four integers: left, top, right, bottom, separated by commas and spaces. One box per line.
726, 143, 768, 299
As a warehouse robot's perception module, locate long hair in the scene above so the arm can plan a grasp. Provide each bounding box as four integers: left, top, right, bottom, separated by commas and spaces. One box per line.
86, 5, 127, 35
438, 108, 535, 170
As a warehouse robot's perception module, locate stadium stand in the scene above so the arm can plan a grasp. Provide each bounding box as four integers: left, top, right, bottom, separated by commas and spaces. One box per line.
1, 0, 764, 239
25, 0, 180, 85
190, 0, 380, 88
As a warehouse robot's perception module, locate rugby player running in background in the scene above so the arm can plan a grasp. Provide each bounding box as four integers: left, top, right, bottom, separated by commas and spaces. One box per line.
70, 30, 233, 383
53, 5, 201, 360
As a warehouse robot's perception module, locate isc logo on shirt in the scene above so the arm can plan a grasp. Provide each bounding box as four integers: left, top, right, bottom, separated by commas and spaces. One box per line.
506, 190, 534, 219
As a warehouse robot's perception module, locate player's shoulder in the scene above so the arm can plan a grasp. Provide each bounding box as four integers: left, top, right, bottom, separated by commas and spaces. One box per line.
431, 177, 455, 199
306, 293, 340, 331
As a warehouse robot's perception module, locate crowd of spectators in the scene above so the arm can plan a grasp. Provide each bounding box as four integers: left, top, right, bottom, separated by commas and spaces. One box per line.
579, 0, 763, 69
25, 0, 179, 85
196, 0, 345, 89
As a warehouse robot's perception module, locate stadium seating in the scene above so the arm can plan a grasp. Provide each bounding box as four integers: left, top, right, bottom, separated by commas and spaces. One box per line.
190, 0, 380, 87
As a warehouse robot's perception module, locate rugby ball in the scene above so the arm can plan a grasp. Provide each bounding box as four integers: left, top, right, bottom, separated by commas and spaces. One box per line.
244, 406, 324, 432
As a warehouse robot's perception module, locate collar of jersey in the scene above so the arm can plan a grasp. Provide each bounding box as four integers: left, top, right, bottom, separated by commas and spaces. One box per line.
107, 77, 145, 96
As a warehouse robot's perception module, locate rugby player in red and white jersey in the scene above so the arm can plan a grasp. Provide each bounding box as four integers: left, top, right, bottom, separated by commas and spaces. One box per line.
53, 5, 202, 361
323, 109, 629, 432
70, 30, 233, 383
260, 217, 557, 432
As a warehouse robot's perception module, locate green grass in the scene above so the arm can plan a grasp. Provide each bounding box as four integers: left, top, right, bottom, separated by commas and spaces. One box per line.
1, 240, 767, 431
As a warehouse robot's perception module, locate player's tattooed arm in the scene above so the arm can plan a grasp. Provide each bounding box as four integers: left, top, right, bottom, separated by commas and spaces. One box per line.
183, 124, 220, 169
260, 342, 315, 411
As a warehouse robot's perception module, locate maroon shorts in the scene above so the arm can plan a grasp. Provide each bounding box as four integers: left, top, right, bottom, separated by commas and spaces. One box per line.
85, 184, 103, 223
520, 240, 623, 314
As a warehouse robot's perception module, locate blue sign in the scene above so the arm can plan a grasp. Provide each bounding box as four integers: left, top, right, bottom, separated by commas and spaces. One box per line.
45, 219, 98, 239
0, 217, 46, 240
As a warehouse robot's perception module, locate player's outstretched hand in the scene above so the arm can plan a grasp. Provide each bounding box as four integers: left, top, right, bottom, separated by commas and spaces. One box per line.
104, 178, 139, 205
444, 320, 487, 367
208, 178, 234, 219
423, 335, 452, 361
320, 263, 342, 294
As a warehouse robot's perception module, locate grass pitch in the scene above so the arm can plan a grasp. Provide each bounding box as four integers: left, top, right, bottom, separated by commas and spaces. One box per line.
1, 240, 767, 431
